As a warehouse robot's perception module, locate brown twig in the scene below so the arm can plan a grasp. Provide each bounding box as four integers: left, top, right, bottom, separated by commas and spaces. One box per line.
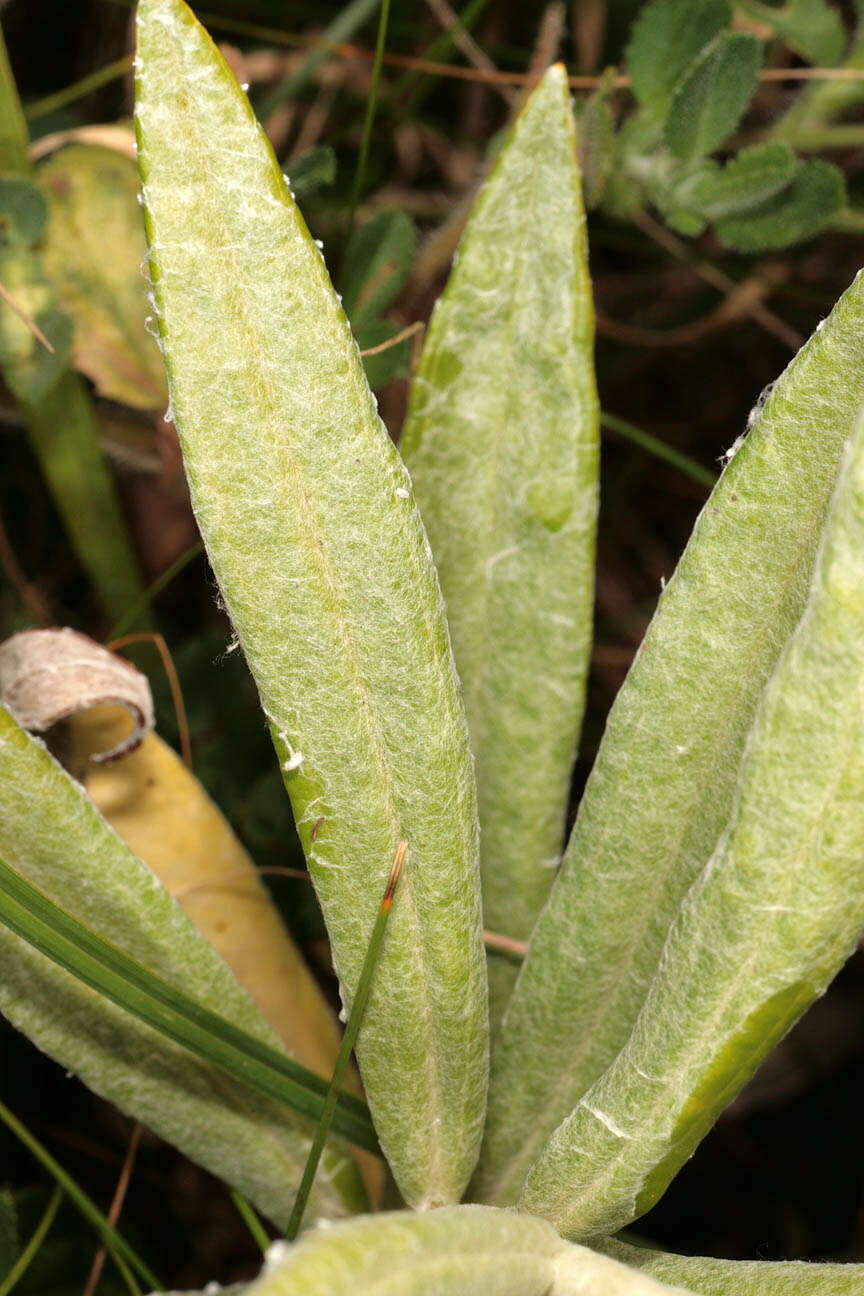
0, 279, 54, 353
424, 0, 517, 105
107, 632, 193, 770
82, 1123, 143, 1296
359, 320, 425, 357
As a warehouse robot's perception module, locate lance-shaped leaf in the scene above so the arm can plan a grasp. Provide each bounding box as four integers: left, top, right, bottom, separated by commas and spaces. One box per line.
626, 0, 731, 126
601, 1239, 864, 1296
474, 270, 864, 1207
0, 706, 367, 1226
243, 1205, 692, 1295
664, 32, 761, 163
520, 398, 864, 1238
135, 0, 487, 1209
401, 65, 599, 1026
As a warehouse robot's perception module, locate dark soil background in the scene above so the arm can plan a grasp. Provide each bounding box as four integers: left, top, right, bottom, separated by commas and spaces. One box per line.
2, 0, 864, 1290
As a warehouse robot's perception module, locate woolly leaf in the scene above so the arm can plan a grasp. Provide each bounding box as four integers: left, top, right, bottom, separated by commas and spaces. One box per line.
715, 158, 845, 252
0, 707, 367, 1228
665, 32, 761, 162
244, 1206, 691, 1296
474, 269, 864, 1208
578, 83, 616, 209
601, 1239, 864, 1296
521, 392, 864, 1239
401, 65, 599, 1028
135, 0, 488, 1209
626, 0, 731, 124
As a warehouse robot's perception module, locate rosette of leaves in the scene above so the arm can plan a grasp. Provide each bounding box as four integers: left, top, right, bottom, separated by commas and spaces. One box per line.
582, 0, 847, 252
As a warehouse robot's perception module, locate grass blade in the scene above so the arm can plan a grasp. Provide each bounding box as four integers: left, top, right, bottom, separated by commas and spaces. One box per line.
475, 268, 864, 1205
0, 1184, 62, 1296
0, 851, 376, 1152
286, 842, 405, 1241
0, 706, 370, 1226
136, 0, 487, 1210
401, 65, 599, 1026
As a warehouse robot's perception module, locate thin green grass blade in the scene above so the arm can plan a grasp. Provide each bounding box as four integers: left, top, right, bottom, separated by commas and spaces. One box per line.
286, 844, 404, 1241
254, 0, 383, 119
0, 707, 369, 1226
601, 412, 715, 488
0, 1184, 62, 1296
401, 64, 599, 1027
244, 1206, 692, 1295
230, 1190, 271, 1256
474, 268, 864, 1206
0, 1098, 155, 1294
601, 1239, 864, 1296
108, 537, 204, 638
344, 0, 390, 240
135, 0, 487, 1210
521, 397, 864, 1238
0, 852, 376, 1150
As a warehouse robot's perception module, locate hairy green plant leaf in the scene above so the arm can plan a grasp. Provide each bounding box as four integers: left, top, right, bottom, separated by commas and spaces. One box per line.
688, 143, 796, 220
665, 32, 761, 162
578, 83, 616, 209
601, 1239, 864, 1296
0, 707, 367, 1228
626, 0, 730, 125
135, 0, 487, 1210
401, 65, 599, 1027
474, 269, 864, 1207
738, 0, 846, 66
37, 142, 168, 410
0, 250, 72, 402
715, 159, 845, 252
244, 1206, 692, 1295
521, 395, 864, 1238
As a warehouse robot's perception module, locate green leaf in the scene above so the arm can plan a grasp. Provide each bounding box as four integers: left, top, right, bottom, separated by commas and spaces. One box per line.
473, 269, 864, 1208
0, 178, 46, 246
0, 707, 367, 1228
288, 145, 337, 199
521, 389, 864, 1239
687, 142, 797, 219
37, 142, 169, 411
601, 1239, 864, 1296
665, 32, 761, 162
242, 1206, 692, 1295
340, 209, 417, 332
0, 250, 72, 403
577, 81, 616, 209
715, 158, 845, 252
401, 65, 599, 1027
135, 0, 487, 1210
626, 0, 731, 125
738, 0, 846, 66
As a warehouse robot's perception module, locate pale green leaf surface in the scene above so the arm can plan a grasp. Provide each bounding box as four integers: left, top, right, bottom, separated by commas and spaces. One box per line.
664, 32, 761, 162
243, 1206, 694, 1296
0, 707, 363, 1228
521, 397, 864, 1238
135, 0, 487, 1209
401, 65, 599, 1025
715, 160, 845, 253
625, 0, 730, 125
474, 269, 864, 1207
37, 143, 168, 411
601, 1239, 864, 1296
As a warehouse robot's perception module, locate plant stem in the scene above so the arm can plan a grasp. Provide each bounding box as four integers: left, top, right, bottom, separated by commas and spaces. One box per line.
285, 842, 407, 1242
344, 0, 391, 240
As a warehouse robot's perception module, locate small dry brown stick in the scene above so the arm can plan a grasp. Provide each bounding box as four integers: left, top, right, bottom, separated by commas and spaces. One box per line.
483, 929, 529, 959
526, 2, 566, 82
107, 631, 192, 770
81, 1122, 143, 1296
359, 320, 425, 357
0, 507, 51, 626
631, 210, 803, 351
424, 0, 518, 105
0, 279, 54, 353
